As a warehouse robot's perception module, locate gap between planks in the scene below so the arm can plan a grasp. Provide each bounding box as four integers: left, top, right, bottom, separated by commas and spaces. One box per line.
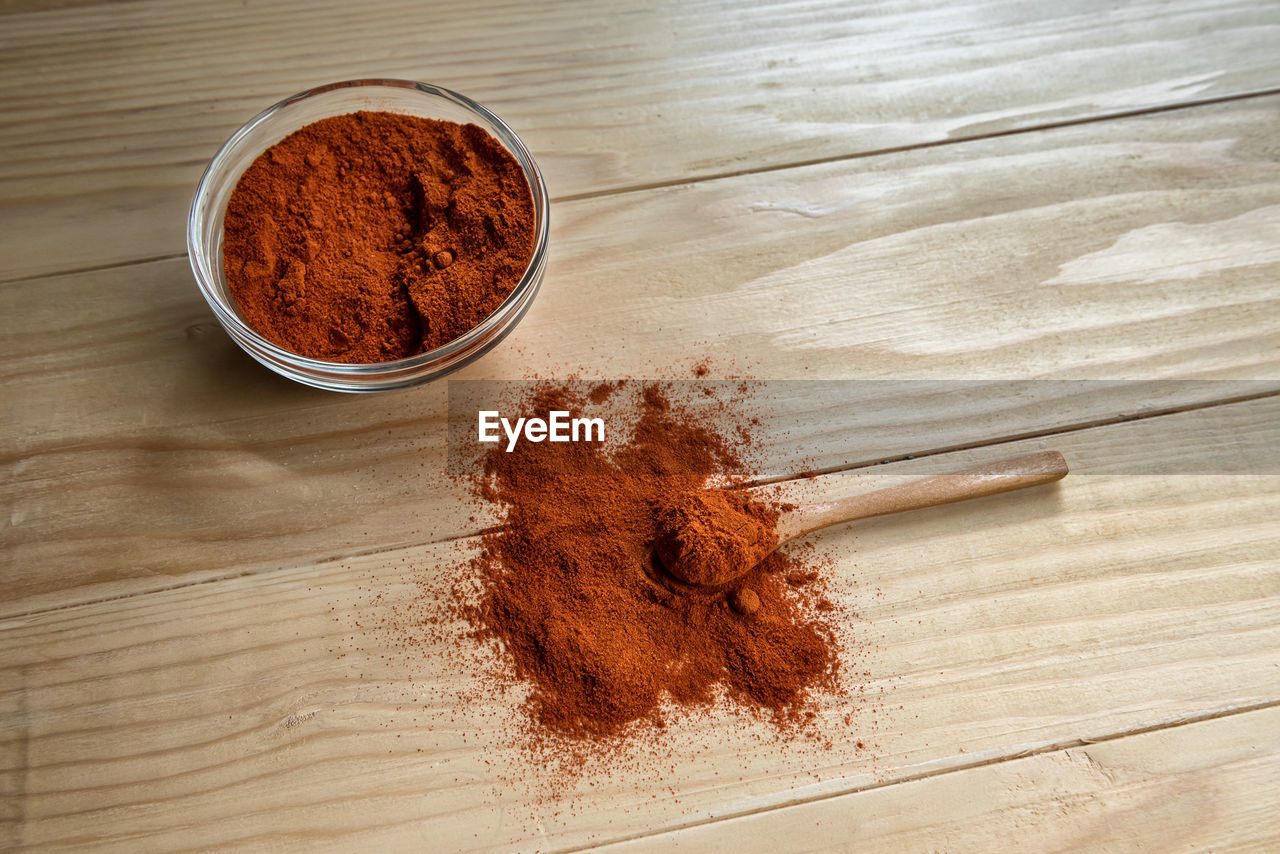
5, 385, 1277, 624
551, 697, 1280, 854
3, 85, 1279, 289
553, 85, 1280, 204
741, 385, 1280, 487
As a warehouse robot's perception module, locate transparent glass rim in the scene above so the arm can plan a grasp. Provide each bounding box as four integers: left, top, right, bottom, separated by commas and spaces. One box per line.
186, 79, 550, 391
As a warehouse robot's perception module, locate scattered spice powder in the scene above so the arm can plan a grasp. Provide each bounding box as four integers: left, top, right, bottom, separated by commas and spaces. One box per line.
222, 111, 534, 362
458, 380, 840, 749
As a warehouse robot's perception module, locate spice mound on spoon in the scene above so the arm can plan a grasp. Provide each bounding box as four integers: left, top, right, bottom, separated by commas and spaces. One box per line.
652, 489, 781, 587
653, 451, 1069, 592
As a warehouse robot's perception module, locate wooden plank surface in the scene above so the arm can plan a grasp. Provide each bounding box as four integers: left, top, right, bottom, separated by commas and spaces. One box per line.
4, 96, 1278, 615
2, 0, 1279, 279
2, 397, 1277, 851
596, 705, 1280, 853
4, 4, 1279, 849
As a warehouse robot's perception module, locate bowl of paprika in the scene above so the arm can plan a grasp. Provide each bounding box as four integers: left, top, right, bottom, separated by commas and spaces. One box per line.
188, 79, 549, 392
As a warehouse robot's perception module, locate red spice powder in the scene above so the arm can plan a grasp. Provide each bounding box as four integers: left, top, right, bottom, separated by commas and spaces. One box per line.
222, 111, 534, 362
652, 488, 780, 587
460, 381, 839, 746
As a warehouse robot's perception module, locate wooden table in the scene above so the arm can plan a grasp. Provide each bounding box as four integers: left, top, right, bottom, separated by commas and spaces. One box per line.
3, 1, 1279, 850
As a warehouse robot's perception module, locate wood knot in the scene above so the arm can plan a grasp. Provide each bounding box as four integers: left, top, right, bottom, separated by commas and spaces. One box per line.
281, 711, 316, 730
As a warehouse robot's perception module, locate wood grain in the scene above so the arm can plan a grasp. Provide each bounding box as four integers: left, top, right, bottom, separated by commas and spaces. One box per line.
0, 0, 128, 14
3, 4, 1276, 849
2, 397, 1277, 851
595, 705, 1280, 854
2, 0, 1279, 279
4, 96, 1279, 614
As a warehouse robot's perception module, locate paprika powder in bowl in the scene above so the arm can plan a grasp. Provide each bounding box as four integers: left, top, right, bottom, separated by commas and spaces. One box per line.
187, 80, 549, 392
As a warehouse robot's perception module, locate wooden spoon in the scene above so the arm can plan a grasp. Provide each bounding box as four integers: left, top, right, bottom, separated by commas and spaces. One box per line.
653, 450, 1069, 591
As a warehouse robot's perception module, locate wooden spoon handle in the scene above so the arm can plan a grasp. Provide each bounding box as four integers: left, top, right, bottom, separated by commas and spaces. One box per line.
775, 451, 1068, 544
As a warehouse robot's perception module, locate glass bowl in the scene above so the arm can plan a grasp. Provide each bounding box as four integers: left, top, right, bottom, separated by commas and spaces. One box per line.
187, 80, 549, 392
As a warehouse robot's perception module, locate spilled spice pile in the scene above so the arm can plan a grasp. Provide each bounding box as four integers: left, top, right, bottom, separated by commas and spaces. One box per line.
458, 380, 840, 750
223, 111, 534, 362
